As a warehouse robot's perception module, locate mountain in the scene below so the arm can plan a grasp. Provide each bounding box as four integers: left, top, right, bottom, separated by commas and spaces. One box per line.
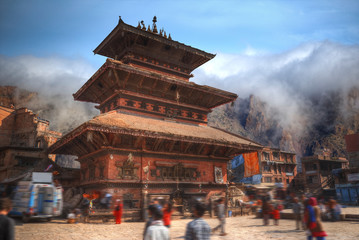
208, 87, 359, 160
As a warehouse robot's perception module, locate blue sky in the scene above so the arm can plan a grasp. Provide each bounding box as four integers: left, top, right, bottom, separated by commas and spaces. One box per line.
1, 0, 359, 68
0, 0, 359, 136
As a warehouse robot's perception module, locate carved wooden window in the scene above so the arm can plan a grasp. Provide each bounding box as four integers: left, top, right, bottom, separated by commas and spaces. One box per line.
156, 163, 197, 181
153, 104, 159, 112
81, 168, 87, 181
99, 165, 105, 179
89, 165, 95, 180
0, 152, 5, 166
140, 101, 147, 109
126, 100, 135, 107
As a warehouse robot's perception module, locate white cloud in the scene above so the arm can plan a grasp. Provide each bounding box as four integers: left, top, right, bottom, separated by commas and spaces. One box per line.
0, 55, 98, 133
194, 41, 359, 134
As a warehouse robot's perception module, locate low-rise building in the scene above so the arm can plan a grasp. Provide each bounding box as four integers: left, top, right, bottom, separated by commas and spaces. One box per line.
301, 152, 349, 192
260, 147, 297, 189
0, 105, 62, 182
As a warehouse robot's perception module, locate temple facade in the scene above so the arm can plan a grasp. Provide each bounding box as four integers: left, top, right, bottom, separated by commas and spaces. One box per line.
49, 17, 262, 218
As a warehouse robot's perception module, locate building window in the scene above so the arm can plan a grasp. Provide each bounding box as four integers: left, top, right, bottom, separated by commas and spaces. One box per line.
265, 177, 272, 183
307, 175, 318, 184
273, 152, 279, 160
99, 165, 105, 179
263, 152, 270, 161
263, 165, 271, 172
305, 163, 317, 171
36, 139, 42, 148
89, 165, 95, 180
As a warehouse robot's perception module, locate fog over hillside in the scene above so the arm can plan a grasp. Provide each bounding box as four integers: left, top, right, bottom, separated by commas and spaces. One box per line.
0, 41, 358, 157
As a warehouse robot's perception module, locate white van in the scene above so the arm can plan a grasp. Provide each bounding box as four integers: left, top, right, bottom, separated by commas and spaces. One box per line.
9, 172, 63, 222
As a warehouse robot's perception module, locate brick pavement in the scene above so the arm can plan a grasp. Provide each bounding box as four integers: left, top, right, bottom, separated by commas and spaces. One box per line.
15, 215, 359, 240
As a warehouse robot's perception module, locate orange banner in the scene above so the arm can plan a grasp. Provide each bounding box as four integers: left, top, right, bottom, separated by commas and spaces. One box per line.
243, 152, 260, 177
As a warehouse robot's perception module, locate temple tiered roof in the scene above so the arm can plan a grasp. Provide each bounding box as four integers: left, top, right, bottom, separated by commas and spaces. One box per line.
49, 111, 262, 157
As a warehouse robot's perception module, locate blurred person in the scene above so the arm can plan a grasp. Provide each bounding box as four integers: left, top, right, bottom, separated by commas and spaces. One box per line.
262, 197, 272, 226
292, 197, 304, 230
143, 204, 157, 239
271, 204, 280, 226
185, 201, 211, 240
162, 202, 173, 228
0, 198, 14, 240
113, 199, 123, 224
304, 197, 327, 240
144, 204, 169, 240
334, 202, 341, 221
212, 198, 227, 236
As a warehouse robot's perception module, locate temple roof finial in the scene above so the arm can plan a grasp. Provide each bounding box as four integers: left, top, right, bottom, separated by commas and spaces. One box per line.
141, 20, 146, 30
152, 16, 158, 33
118, 16, 123, 24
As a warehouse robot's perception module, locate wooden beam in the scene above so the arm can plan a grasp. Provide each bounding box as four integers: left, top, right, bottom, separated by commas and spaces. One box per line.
210, 145, 219, 156
137, 76, 145, 89
150, 79, 158, 94
123, 72, 131, 88
153, 138, 163, 151
168, 141, 176, 152
197, 143, 205, 155
99, 132, 110, 146
134, 136, 144, 149
184, 142, 193, 154
161, 82, 171, 97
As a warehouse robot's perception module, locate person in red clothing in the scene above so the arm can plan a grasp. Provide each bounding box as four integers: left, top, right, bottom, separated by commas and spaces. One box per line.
162, 202, 173, 228
271, 204, 281, 225
113, 199, 123, 224
304, 197, 327, 240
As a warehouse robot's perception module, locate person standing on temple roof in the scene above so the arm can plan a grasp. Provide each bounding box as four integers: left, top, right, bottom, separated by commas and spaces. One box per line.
212, 197, 227, 236
113, 199, 123, 224
185, 201, 211, 240
0, 198, 15, 240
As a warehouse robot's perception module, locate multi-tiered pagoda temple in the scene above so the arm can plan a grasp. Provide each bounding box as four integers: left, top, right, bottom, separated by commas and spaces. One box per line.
49, 17, 262, 219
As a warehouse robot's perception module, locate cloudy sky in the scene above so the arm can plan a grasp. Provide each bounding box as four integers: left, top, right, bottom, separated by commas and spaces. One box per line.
0, 0, 359, 133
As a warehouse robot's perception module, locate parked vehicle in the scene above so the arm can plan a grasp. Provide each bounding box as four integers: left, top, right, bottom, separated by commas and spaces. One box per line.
9, 172, 63, 222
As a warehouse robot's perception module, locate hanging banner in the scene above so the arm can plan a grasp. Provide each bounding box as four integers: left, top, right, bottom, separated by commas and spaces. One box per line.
243, 152, 260, 177
230, 152, 261, 184
230, 155, 245, 182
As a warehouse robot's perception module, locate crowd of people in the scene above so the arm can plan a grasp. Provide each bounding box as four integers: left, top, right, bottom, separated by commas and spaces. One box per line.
142, 197, 228, 240
260, 194, 329, 240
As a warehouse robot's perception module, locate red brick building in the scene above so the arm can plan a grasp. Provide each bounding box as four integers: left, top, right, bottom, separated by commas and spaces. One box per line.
345, 133, 359, 168
260, 147, 297, 188
49, 17, 262, 218
0, 105, 61, 182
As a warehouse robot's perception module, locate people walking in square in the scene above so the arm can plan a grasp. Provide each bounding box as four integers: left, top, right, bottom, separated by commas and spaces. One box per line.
271, 204, 280, 225
162, 202, 173, 228
262, 197, 272, 226
113, 199, 123, 224
292, 197, 304, 230
212, 197, 227, 236
0, 197, 15, 240
185, 201, 211, 240
304, 197, 327, 240
144, 204, 170, 240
